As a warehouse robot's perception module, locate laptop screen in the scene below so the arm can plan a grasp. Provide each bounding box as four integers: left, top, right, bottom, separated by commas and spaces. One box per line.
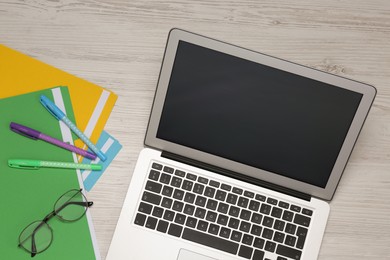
157, 40, 363, 188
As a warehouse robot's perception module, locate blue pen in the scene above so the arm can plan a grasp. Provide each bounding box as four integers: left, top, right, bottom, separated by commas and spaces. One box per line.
40, 95, 107, 161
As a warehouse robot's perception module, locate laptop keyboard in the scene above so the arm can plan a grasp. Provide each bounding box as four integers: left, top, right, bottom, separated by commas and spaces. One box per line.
134, 161, 313, 260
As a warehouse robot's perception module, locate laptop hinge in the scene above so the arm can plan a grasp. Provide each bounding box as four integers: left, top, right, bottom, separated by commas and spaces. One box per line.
161, 151, 311, 202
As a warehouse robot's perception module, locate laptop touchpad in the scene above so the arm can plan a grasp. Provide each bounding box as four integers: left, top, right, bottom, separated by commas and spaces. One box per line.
177, 249, 217, 260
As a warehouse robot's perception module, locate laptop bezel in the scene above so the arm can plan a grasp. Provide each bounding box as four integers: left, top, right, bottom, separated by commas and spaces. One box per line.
145, 28, 376, 201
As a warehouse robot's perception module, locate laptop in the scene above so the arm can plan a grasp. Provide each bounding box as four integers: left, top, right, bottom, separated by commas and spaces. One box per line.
106, 29, 376, 260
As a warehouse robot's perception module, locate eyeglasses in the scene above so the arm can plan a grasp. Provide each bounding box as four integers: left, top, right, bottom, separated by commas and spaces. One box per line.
18, 189, 93, 257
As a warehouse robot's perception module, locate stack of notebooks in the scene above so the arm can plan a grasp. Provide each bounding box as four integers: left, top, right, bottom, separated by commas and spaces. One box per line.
0, 44, 121, 259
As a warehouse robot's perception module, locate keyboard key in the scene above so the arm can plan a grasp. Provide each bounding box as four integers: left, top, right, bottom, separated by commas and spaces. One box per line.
250, 224, 262, 236
262, 216, 274, 228
168, 223, 183, 237
228, 206, 240, 217
302, 208, 313, 216
145, 216, 158, 229
186, 173, 197, 180
262, 228, 273, 239
161, 197, 173, 209
294, 214, 311, 227
252, 249, 265, 259
151, 163, 163, 170
265, 241, 276, 252
152, 206, 164, 218
171, 176, 182, 188
217, 202, 229, 214
149, 170, 160, 181
208, 223, 219, 235
184, 192, 196, 203
248, 200, 260, 211
240, 209, 251, 221
195, 196, 207, 207
226, 193, 238, 204
182, 228, 239, 255
285, 235, 296, 247
156, 220, 169, 233
206, 199, 218, 210
206, 211, 218, 222
145, 180, 162, 194
163, 166, 174, 174
260, 204, 271, 215
285, 223, 297, 234
253, 237, 265, 249
142, 191, 162, 206
197, 220, 208, 231
276, 244, 302, 260
239, 221, 251, 233
244, 191, 254, 198
277, 257, 288, 260
290, 204, 301, 213
172, 201, 184, 212
282, 210, 294, 222
296, 226, 308, 249
186, 217, 197, 228
182, 180, 194, 191
271, 207, 283, 218
273, 231, 285, 243
221, 184, 231, 191
232, 187, 243, 195
278, 201, 289, 209
163, 210, 175, 221
219, 227, 231, 238
231, 230, 242, 242
251, 213, 262, 224
175, 169, 186, 177
255, 194, 266, 202
174, 213, 186, 225
134, 213, 147, 226
204, 187, 216, 198
160, 173, 171, 184
228, 218, 240, 229
217, 214, 229, 226
242, 234, 254, 245
274, 219, 285, 231
194, 207, 206, 219
238, 245, 253, 259
237, 197, 249, 208
209, 180, 220, 188
162, 186, 173, 197
198, 176, 208, 184
215, 190, 227, 201
183, 204, 195, 215
138, 202, 152, 214
193, 183, 205, 194
267, 197, 278, 205
173, 189, 184, 200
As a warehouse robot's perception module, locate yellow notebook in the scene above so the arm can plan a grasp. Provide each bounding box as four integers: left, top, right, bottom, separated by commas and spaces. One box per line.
0, 44, 117, 154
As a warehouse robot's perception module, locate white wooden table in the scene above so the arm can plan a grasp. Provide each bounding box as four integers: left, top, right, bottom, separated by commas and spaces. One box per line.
1, 1, 389, 259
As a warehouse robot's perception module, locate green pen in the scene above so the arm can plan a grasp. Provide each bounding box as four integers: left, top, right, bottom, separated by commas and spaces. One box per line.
8, 159, 102, 171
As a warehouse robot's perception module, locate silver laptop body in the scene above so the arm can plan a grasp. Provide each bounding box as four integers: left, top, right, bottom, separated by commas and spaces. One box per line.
107, 29, 376, 260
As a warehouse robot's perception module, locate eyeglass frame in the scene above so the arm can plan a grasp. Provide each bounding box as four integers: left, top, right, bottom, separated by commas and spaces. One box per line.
18, 188, 93, 257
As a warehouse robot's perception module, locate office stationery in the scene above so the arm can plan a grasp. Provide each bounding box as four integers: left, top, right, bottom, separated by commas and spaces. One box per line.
10, 122, 97, 160
0, 87, 99, 260
81, 131, 122, 191
9, 159, 102, 171
40, 95, 107, 161
0, 44, 117, 154
106, 29, 376, 260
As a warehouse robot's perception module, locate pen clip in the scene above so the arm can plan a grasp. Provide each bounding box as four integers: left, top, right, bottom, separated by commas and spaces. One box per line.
8, 160, 40, 170
10, 122, 39, 140
40, 95, 65, 120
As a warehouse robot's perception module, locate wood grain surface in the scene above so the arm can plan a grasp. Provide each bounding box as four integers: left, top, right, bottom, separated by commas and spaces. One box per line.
1, 1, 389, 259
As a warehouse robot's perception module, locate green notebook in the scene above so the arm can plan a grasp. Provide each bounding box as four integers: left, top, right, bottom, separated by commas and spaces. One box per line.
0, 87, 97, 259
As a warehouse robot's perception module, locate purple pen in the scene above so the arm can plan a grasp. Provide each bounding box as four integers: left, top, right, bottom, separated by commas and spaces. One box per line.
10, 122, 97, 160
